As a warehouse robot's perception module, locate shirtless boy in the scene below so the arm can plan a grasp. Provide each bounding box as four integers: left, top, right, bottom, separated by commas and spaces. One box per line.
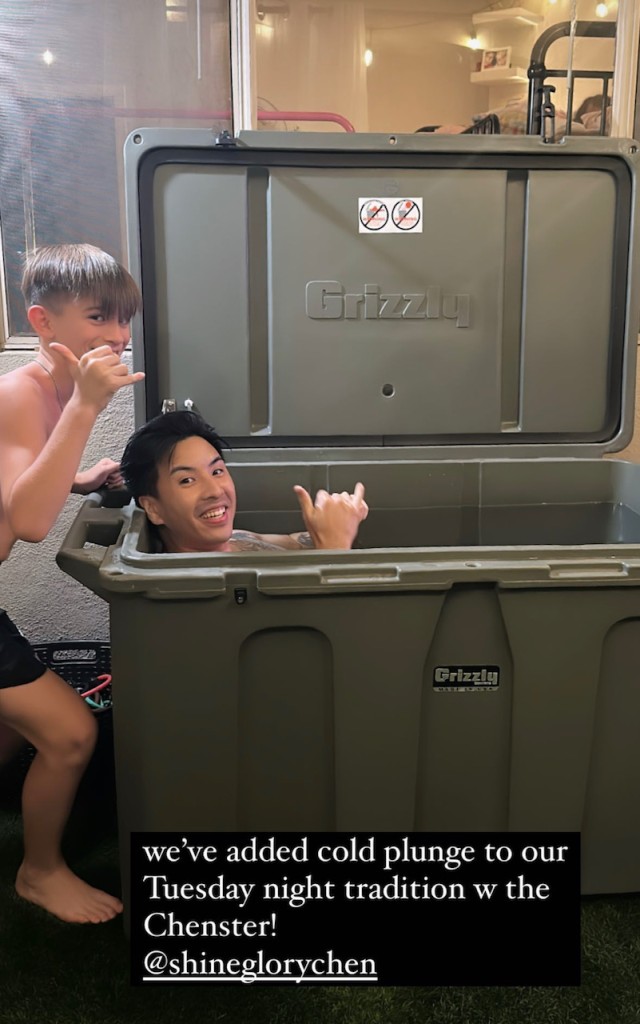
120, 411, 368, 553
0, 243, 144, 923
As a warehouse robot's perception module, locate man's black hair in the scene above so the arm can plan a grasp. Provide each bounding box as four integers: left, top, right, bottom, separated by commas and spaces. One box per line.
121, 411, 227, 505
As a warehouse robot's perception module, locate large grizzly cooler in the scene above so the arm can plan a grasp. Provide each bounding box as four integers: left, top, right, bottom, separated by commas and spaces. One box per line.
59, 130, 640, 899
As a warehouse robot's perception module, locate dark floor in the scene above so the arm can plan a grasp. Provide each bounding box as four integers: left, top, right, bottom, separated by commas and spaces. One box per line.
1, 741, 640, 1024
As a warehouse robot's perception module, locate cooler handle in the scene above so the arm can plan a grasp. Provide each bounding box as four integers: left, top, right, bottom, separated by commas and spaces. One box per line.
56, 493, 129, 597
548, 561, 631, 580
256, 566, 400, 593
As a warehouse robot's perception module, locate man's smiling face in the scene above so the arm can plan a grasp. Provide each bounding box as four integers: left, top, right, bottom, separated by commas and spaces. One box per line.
139, 435, 237, 552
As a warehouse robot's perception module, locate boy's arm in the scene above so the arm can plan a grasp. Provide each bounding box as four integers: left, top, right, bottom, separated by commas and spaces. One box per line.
0, 377, 95, 541
72, 459, 123, 494
0, 346, 143, 542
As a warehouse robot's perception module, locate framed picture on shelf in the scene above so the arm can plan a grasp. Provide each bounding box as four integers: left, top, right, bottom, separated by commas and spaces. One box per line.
481, 46, 511, 72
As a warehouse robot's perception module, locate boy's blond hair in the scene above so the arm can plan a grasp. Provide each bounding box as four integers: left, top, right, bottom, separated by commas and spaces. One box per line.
21, 243, 141, 322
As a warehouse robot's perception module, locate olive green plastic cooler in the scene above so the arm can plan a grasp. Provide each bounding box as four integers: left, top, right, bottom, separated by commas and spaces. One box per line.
59, 131, 640, 899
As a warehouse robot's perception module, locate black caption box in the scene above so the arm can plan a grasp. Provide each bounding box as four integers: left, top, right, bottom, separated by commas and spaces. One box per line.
130, 831, 580, 987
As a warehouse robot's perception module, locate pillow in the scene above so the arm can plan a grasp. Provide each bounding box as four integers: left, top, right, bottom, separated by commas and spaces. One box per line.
580, 107, 611, 134
478, 98, 585, 139
489, 98, 528, 134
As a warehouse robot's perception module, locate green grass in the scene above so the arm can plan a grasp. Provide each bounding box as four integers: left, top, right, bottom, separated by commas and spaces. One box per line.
1, 758, 640, 1024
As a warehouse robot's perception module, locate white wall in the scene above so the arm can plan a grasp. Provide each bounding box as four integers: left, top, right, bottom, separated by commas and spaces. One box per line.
366, 35, 486, 133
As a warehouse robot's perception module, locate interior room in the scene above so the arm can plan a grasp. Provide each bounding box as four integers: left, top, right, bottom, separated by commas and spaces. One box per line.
254, 0, 618, 137
1, 1, 640, 1020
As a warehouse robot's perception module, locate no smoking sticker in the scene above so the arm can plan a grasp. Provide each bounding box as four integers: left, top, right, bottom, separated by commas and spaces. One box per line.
359, 196, 422, 234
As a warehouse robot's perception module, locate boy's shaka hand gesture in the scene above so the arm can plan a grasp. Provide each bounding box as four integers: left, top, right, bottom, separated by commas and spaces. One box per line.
50, 342, 145, 413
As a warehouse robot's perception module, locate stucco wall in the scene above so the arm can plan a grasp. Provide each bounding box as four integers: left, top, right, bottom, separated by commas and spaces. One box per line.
0, 350, 135, 642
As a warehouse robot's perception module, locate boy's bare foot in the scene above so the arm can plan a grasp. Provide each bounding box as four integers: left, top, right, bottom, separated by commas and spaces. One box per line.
15, 862, 123, 923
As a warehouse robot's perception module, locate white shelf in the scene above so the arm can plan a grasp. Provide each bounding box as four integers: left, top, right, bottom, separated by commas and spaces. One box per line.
471, 66, 528, 84
472, 8, 543, 27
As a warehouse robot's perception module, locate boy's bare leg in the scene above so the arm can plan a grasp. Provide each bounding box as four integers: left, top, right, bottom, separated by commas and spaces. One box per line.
0, 669, 123, 924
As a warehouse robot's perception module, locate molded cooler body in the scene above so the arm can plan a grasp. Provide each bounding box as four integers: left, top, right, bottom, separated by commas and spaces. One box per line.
58, 132, 640, 899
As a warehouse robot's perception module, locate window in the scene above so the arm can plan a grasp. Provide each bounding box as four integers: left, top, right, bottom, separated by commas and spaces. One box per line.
0, 0, 232, 342
252, 0, 621, 138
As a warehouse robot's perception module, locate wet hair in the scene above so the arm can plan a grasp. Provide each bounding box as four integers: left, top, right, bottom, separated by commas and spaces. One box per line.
121, 411, 228, 504
21, 243, 141, 321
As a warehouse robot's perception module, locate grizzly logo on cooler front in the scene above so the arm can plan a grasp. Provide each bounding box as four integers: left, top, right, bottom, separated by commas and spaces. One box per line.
305, 281, 471, 327
433, 666, 500, 691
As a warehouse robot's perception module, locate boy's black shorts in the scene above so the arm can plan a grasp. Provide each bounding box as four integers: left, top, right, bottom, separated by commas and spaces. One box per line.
0, 608, 47, 689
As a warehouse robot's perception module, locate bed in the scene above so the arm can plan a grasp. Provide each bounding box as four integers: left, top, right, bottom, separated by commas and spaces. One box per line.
527, 19, 615, 138
418, 19, 615, 140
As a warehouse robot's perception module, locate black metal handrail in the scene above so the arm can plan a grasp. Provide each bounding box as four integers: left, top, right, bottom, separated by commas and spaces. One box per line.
462, 112, 500, 135
527, 20, 616, 136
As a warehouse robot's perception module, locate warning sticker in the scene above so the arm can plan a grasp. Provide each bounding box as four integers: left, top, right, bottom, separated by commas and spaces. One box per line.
359, 197, 422, 234
359, 200, 389, 231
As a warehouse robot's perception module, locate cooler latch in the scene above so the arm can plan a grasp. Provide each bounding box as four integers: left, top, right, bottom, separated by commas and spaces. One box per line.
540, 85, 556, 144
161, 398, 196, 413
213, 130, 237, 148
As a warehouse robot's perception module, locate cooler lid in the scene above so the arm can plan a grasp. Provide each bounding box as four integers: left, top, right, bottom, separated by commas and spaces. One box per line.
124, 130, 640, 459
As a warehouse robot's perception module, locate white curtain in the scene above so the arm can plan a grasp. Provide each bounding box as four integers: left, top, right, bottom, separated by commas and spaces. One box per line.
256, 0, 369, 132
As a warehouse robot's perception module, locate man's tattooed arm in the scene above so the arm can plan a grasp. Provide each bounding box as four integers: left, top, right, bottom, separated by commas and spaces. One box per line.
227, 530, 315, 552
291, 531, 314, 548
228, 530, 292, 552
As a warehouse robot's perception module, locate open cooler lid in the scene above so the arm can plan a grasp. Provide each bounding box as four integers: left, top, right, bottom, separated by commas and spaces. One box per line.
124, 130, 640, 459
